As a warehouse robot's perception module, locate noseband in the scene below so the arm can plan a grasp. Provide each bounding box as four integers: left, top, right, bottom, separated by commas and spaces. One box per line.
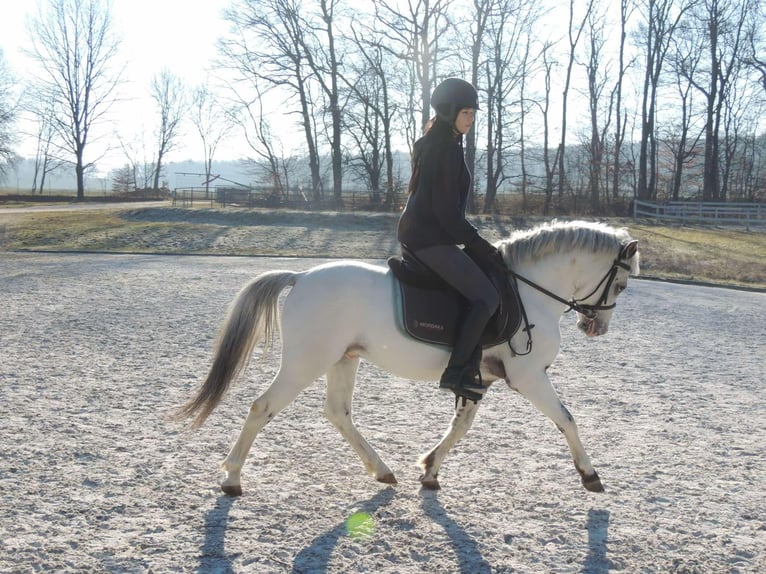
509, 254, 632, 320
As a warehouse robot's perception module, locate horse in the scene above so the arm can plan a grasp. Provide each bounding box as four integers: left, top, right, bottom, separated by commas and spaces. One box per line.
175, 219, 640, 497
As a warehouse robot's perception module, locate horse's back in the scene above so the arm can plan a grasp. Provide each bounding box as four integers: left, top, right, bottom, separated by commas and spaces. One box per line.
304, 258, 390, 276
282, 259, 394, 333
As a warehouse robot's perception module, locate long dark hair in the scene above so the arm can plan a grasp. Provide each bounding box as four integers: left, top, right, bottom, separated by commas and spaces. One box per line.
407, 116, 461, 194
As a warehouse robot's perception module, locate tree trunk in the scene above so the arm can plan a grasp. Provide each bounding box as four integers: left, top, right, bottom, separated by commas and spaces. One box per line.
702, 81, 719, 200
76, 150, 85, 200
299, 84, 322, 203
612, 0, 628, 201
153, 152, 164, 192
323, 1, 343, 205
483, 75, 496, 213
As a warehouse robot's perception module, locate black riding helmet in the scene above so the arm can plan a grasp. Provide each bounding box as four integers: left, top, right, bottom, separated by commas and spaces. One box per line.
430, 78, 479, 122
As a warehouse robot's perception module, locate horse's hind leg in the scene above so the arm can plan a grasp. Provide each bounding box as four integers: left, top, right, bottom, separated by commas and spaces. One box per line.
220, 366, 315, 496
419, 398, 480, 490
324, 356, 397, 484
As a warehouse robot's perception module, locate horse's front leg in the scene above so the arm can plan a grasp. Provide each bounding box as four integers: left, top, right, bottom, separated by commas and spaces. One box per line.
419, 398, 480, 490
324, 356, 397, 484
511, 370, 604, 492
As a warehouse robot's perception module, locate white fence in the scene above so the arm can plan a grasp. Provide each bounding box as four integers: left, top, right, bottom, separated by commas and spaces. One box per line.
633, 200, 765, 225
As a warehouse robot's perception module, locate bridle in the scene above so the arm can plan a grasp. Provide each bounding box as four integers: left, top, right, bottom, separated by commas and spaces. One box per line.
503, 249, 632, 356
509, 255, 632, 320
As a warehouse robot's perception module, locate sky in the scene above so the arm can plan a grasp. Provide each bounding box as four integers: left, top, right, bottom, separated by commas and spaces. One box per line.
1, 0, 244, 175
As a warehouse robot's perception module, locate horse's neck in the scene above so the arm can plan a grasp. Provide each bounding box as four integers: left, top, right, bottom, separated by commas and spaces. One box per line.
515, 251, 609, 302
517, 253, 574, 288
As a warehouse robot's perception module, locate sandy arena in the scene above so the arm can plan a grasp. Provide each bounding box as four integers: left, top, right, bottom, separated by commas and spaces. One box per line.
1, 251, 764, 573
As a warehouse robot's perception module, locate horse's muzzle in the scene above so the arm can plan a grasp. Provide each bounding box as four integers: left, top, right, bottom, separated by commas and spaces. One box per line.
578, 316, 608, 337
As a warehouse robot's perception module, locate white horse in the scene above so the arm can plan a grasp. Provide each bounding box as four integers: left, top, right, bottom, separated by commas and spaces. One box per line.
176, 219, 639, 496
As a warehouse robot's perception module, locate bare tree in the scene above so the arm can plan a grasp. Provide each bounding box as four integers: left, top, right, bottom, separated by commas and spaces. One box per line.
689, 0, 753, 200
465, 0, 493, 213
729, 124, 765, 202
221, 0, 323, 202
731, 9, 766, 201
719, 79, 749, 200
476, 0, 539, 213
299, 0, 345, 204
611, 0, 635, 202
0, 49, 16, 181
117, 135, 152, 191
26, 0, 122, 199
517, 37, 534, 210
190, 83, 235, 197
557, 0, 596, 202
373, 0, 454, 143
342, 23, 400, 207
30, 107, 59, 193
635, 0, 693, 201
342, 73, 385, 203
21, 82, 64, 193
745, 22, 766, 93
666, 22, 705, 200
150, 70, 186, 192
582, 6, 615, 213
539, 42, 558, 214
232, 82, 294, 196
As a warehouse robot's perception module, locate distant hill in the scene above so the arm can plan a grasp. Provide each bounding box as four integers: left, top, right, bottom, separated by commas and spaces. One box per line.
3, 153, 414, 194
3, 157, 258, 193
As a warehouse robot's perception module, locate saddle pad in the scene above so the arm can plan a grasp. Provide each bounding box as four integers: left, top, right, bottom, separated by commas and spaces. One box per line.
392, 264, 524, 349
395, 282, 462, 346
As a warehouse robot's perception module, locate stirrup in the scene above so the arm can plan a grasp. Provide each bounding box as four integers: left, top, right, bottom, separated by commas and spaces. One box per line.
439, 365, 485, 405
456, 370, 485, 404
439, 378, 484, 392
453, 388, 483, 408
439, 365, 484, 392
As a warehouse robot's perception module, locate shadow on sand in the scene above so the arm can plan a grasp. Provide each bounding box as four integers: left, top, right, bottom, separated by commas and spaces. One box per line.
582, 508, 611, 573
291, 487, 490, 573
291, 487, 397, 573
198, 495, 238, 574
420, 489, 491, 574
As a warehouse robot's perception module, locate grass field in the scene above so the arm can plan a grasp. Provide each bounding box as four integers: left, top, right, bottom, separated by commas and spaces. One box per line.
1, 202, 764, 290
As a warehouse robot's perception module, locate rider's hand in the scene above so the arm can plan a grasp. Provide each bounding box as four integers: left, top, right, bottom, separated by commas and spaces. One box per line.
467, 236, 503, 267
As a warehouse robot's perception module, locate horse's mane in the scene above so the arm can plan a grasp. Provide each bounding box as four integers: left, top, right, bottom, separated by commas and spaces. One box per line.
499, 219, 638, 273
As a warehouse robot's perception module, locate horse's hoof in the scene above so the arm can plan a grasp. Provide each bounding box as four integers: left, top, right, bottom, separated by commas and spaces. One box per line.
377, 473, 398, 485
221, 483, 243, 497
419, 476, 441, 490
582, 473, 605, 493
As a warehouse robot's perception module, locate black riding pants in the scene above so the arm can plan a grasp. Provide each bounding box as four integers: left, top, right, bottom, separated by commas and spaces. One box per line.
413, 244, 500, 365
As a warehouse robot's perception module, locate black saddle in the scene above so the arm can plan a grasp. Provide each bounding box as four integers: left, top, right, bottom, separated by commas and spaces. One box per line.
387, 246, 523, 348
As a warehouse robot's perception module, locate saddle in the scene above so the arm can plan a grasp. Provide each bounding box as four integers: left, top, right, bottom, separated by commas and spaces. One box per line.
387, 246, 523, 349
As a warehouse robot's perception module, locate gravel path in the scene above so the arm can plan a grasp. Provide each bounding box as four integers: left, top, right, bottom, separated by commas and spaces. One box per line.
1, 252, 764, 573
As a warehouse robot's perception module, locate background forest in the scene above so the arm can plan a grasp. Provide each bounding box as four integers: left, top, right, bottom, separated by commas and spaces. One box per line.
0, 0, 765, 215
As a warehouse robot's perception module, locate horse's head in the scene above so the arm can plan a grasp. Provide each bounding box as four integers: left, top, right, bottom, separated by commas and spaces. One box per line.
575, 239, 639, 337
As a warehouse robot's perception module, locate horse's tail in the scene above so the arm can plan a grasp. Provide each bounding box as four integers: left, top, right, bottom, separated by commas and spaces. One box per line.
175, 270, 299, 429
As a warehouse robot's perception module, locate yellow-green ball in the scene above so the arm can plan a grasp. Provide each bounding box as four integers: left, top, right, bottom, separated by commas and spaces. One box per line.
345, 511, 374, 539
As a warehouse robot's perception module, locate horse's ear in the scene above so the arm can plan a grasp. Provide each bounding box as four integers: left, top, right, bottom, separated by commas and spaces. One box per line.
620, 240, 638, 260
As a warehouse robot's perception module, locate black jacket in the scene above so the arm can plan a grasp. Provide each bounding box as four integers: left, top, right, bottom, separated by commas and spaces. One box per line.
397, 132, 479, 250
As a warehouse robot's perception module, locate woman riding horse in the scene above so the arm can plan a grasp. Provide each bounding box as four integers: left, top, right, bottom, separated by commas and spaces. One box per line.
397, 77, 502, 402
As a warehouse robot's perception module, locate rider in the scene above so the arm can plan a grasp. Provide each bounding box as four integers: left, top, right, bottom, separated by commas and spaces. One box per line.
397, 77, 501, 401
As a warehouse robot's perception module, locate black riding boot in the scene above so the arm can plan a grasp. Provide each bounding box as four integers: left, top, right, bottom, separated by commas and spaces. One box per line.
439, 302, 492, 399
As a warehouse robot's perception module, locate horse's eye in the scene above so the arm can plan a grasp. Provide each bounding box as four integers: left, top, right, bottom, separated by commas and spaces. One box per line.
615, 284, 626, 294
